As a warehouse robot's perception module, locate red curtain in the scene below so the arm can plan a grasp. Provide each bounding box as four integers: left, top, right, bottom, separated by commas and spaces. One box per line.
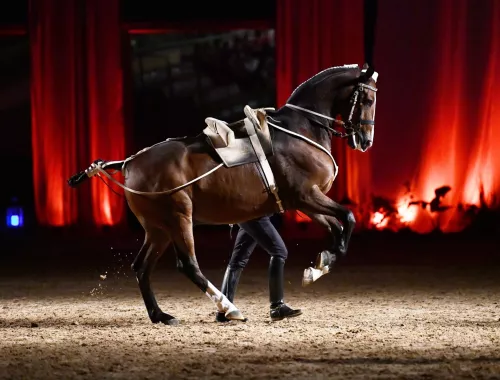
30, 0, 83, 226
462, 0, 500, 209
276, 0, 369, 229
374, 0, 500, 233
30, 0, 126, 227
86, 0, 126, 226
412, 0, 468, 232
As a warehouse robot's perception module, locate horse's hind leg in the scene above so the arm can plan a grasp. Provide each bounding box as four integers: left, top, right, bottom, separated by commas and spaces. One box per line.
131, 236, 149, 272
133, 229, 178, 325
173, 213, 246, 321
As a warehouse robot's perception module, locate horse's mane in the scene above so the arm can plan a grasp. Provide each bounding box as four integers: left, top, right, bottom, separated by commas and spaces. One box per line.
287, 63, 360, 100
265, 64, 360, 120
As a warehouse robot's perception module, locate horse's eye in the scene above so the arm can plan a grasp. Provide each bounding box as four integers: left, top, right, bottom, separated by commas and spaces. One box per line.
364, 99, 373, 107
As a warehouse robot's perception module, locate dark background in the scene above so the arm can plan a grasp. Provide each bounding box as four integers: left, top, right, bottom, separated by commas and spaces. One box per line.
0, 0, 498, 273
1, 5, 498, 379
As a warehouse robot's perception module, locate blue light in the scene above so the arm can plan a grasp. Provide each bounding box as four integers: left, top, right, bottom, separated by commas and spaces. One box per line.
10, 215, 19, 227
6, 206, 24, 228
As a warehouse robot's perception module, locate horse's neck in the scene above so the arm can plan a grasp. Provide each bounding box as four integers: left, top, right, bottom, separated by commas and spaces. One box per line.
269, 68, 359, 155
270, 108, 333, 152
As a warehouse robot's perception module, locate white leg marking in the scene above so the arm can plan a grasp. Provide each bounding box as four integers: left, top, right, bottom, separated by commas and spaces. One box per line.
205, 281, 238, 314
302, 265, 330, 287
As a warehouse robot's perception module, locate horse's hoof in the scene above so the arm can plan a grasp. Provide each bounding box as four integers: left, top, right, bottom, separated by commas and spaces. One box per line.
315, 250, 335, 269
302, 266, 330, 287
225, 309, 247, 322
302, 267, 314, 287
164, 318, 180, 326
151, 312, 179, 326
215, 312, 230, 323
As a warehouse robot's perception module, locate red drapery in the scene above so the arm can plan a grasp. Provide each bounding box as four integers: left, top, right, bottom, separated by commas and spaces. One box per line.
86, 0, 126, 226
276, 0, 369, 229
30, 0, 126, 227
412, 0, 468, 232
462, 0, 500, 209
374, 0, 500, 233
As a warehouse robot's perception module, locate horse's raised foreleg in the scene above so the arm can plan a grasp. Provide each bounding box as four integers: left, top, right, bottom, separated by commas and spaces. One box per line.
299, 213, 342, 286
172, 213, 247, 322
304, 213, 344, 253
133, 229, 179, 325
299, 186, 356, 253
298, 186, 356, 285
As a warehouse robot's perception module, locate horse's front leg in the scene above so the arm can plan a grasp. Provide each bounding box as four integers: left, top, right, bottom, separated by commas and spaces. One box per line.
299, 213, 341, 286
298, 186, 356, 285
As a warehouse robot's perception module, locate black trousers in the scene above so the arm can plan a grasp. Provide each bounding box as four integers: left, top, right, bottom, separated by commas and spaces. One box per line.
228, 215, 288, 270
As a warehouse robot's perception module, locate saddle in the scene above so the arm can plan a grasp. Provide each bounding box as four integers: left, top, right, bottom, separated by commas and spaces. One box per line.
203, 106, 273, 167
203, 105, 283, 213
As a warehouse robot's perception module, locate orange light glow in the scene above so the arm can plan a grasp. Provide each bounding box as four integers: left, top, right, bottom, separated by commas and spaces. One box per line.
370, 211, 388, 229
396, 196, 417, 224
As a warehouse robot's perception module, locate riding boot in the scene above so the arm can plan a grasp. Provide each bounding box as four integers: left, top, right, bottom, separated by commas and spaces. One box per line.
269, 256, 302, 321
215, 266, 243, 322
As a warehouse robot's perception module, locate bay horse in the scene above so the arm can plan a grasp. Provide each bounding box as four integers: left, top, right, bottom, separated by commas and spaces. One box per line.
68, 63, 378, 325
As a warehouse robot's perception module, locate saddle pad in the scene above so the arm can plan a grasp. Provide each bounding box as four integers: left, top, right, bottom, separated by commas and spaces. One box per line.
205, 119, 274, 168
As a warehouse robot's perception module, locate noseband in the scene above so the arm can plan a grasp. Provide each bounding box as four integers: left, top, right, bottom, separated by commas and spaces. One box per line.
285, 82, 378, 139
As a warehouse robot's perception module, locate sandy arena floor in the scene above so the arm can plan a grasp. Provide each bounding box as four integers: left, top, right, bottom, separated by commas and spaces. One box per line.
1, 264, 500, 380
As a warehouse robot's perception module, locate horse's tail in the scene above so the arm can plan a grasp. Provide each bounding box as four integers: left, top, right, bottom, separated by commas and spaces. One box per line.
67, 159, 125, 188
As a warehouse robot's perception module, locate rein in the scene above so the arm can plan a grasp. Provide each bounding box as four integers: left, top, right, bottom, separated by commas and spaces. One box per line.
86, 159, 224, 196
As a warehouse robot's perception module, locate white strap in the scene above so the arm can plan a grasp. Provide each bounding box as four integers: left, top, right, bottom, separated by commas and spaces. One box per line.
243, 119, 284, 212
243, 119, 276, 189
93, 162, 224, 196
267, 119, 338, 181
285, 103, 335, 121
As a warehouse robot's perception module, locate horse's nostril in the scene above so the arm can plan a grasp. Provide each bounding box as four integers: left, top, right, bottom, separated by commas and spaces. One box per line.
365, 140, 373, 148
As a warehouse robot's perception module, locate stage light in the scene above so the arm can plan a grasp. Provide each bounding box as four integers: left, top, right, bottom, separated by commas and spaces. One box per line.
6, 205, 24, 228
370, 210, 388, 229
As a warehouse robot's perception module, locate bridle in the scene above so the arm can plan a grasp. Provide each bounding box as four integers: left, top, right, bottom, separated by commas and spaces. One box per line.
285, 81, 378, 139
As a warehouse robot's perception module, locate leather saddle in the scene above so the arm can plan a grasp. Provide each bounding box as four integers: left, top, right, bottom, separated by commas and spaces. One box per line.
203, 106, 274, 168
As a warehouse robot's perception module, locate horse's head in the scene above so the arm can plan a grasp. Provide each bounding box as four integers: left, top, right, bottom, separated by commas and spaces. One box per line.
344, 63, 378, 152
284, 63, 379, 153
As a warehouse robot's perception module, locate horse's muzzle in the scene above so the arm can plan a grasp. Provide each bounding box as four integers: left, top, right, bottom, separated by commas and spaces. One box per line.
360, 139, 373, 152
347, 132, 372, 151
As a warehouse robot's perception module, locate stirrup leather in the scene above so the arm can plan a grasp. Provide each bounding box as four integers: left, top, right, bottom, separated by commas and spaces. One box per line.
243, 105, 284, 214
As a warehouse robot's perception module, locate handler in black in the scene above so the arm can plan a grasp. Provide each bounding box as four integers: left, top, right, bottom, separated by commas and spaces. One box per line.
216, 215, 302, 322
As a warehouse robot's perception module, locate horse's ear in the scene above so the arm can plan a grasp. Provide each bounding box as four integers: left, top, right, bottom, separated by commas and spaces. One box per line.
361, 63, 375, 82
